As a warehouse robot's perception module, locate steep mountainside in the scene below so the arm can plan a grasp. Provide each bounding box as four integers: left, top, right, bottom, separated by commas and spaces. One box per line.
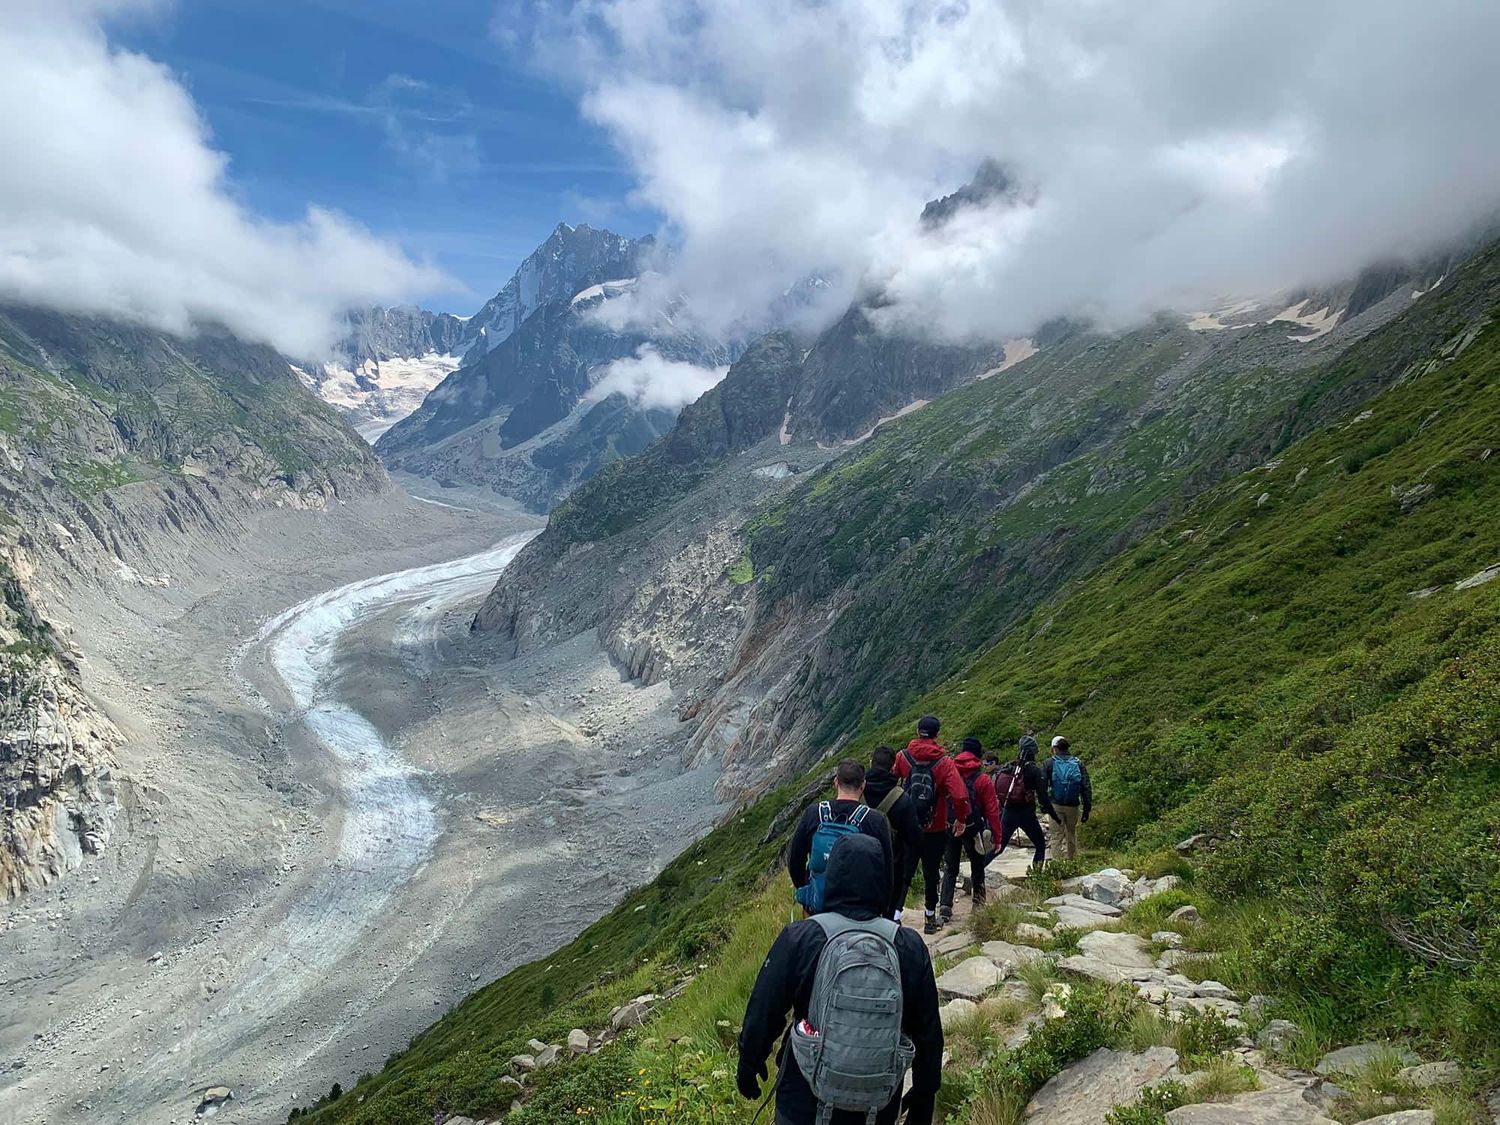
478, 244, 1488, 800
459, 223, 647, 360
377, 226, 732, 510
303, 265, 1500, 1123
0, 303, 386, 896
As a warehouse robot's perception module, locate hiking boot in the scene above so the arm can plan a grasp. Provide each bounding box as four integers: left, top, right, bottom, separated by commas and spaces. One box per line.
939, 907, 953, 925
923, 914, 940, 935
972, 887, 988, 907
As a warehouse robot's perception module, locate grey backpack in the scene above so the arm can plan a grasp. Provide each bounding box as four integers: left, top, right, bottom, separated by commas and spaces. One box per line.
790, 914, 916, 1125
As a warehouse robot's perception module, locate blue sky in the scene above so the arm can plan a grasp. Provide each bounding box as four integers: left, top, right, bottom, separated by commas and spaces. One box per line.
116, 0, 653, 313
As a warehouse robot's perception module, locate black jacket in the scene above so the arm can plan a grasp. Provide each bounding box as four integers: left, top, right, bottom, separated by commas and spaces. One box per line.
788, 798, 895, 912
862, 769, 922, 858
740, 835, 943, 1125
1043, 753, 1093, 816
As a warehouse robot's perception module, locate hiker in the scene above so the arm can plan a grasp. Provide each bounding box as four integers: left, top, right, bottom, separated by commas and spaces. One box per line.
863, 745, 923, 922
1042, 735, 1092, 860
994, 735, 1057, 869
788, 758, 895, 916
893, 715, 969, 935
738, 834, 944, 1125
980, 749, 1001, 777
938, 737, 1002, 917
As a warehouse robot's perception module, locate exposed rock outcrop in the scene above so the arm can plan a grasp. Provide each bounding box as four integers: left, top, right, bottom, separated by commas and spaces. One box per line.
0, 555, 120, 900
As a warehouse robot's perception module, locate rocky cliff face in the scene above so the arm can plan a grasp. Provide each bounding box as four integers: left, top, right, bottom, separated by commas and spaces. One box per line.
0, 555, 120, 900
477, 242, 1494, 801
0, 303, 388, 897
458, 223, 648, 361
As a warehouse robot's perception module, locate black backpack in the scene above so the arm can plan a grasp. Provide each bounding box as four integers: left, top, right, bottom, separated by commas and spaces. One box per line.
902, 750, 939, 829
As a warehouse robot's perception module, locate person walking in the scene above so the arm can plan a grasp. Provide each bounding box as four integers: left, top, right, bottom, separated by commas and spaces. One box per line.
1042, 735, 1092, 860
893, 715, 969, 934
738, 835, 944, 1125
994, 736, 1057, 870
863, 746, 923, 921
788, 758, 895, 915
938, 737, 1001, 917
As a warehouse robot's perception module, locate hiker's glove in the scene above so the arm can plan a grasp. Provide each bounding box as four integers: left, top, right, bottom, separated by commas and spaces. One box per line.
736, 1059, 767, 1100
1081, 813, 1090, 823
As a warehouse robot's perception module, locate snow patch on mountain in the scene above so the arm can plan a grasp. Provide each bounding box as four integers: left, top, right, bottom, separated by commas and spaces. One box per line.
295, 353, 462, 442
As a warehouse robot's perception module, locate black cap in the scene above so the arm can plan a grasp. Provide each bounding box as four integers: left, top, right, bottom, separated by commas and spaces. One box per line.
961, 736, 982, 754
917, 714, 941, 737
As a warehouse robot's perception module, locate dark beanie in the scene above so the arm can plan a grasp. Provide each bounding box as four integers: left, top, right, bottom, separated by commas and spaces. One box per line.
961, 736, 982, 754
917, 714, 941, 737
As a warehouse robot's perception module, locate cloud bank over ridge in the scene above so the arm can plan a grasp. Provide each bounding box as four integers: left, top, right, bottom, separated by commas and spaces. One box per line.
0, 1, 444, 357
521, 0, 1500, 342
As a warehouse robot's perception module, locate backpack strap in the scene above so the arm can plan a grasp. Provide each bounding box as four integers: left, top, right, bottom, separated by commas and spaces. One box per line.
875, 785, 904, 815
818, 800, 832, 823
810, 913, 901, 945
848, 804, 871, 828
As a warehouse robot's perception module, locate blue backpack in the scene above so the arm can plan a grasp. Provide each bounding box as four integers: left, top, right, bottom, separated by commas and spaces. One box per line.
1050, 755, 1083, 804
795, 803, 871, 914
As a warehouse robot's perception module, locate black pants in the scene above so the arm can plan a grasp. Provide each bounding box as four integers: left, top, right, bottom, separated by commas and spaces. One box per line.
1000, 805, 1048, 867
939, 830, 989, 912
917, 832, 948, 913
892, 843, 918, 916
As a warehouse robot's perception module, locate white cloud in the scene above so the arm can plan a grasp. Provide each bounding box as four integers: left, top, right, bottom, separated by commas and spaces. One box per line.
0, 1, 446, 356
587, 345, 728, 410
516, 0, 1500, 342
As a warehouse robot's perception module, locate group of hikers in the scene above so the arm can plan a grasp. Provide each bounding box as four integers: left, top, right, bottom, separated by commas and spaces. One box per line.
738, 714, 1094, 1125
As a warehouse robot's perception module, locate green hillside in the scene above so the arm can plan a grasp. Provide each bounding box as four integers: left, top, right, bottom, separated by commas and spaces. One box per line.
302, 267, 1499, 1123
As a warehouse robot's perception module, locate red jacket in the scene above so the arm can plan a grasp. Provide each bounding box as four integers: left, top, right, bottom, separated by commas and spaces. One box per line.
952, 751, 1001, 840
894, 738, 970, 834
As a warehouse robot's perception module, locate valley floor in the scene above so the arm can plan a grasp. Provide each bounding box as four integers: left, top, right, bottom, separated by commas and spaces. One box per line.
0, 486, 723, 1124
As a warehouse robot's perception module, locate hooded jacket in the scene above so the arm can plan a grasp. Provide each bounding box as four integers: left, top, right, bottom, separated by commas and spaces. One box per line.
951, 751, 1001, 840
894, 738, 969, 834
862, 768, 924, 857
739, 835, 943, 1125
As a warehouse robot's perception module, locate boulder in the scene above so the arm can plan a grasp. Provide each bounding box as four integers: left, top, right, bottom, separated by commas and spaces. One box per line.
195, 1087, 233, 1117
1152, 931, 1185, 948
1168, 995, 1242, 1018
1192, 980, 1237, 1000
936, 956, 1002, 1000
939, 997, 979, 1031
1398, 1062, 1460, 1088
1015, 923, 1054, 943
1316, 1043, 1420, 1076
1135, 874, 1183, 900
1045, 894, 1124, 918
510, 1054, 537, 1071
981, 939, 1048, 967
1080, 869, 1129, 906
1157, 948, 1214, 971
1256, 1019, 1302, 1054
1357, 1114, 1435, 1125
1165, 1088, 1338, 1123
567, 1029, 591, 1055
535, 1044, 561, 1067
1078, 931, 1156, 971
1053, 906, 1116, 931
934, 931, 975, 957
610, 1000, 651, 1031
526, 1038, 549, 1054
1167, 905, 1201, 926
1058, 955, 1135, 985
1175, 834, 1211, 854
1244, 994, 1271, 1022
1024, 1047, 1179, 1124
